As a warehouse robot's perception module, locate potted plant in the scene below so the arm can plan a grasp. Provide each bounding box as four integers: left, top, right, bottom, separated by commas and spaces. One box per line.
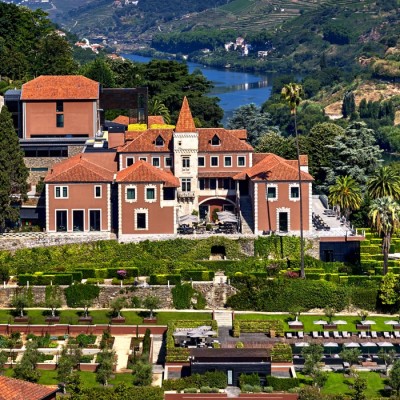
11, 290, 29, 323
45, 285, 62, 323
143, 295, 160, 323
110, 297, 128, 323
323, 307, 336, 329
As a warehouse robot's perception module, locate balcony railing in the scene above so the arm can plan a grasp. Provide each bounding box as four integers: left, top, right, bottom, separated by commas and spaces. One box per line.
177, 191, 196, 198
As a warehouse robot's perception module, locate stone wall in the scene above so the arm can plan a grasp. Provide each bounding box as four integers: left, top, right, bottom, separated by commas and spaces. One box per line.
0, 282, 236, 309
24, 157, 68, 186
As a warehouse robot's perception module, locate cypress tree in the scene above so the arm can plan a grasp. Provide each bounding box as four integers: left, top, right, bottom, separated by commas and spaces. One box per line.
342, 91, 355, 118
0, 106, 28, 231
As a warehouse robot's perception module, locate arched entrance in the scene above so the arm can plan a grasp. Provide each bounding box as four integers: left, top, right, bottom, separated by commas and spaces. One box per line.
198, 197, 236, 221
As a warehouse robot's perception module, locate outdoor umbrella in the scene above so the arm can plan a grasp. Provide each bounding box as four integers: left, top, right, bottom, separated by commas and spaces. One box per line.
179, 214, 198, 224
384, 320, 399, 325
173, 332, 188, 337
295, 342, 310, 347
361, 342, 377, 356
344, 342, 360, 348
332, 320, 347, 325
197, 326, 212, 331
377, 342, 394, 347
324, 342, 339, 354
313, 320, 328, 325
361, 320, 376, 325
288, 321, 303, 326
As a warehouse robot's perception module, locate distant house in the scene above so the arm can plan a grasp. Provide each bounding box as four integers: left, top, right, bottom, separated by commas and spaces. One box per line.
0, 375, 58, 400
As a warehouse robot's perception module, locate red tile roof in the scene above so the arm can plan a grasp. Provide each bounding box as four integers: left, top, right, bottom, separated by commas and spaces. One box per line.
116, 160, 179, 187
148, 115, 165, 125
198, 128, 253, 152
21, 75, 99, 100
112, 115, 129, 125
45, 153, 116, 183
234, 153, 313, 182
119, 129, 174, 153
175, 97, 196, 133
229, 129, 247, 140
0, 376, 58, 400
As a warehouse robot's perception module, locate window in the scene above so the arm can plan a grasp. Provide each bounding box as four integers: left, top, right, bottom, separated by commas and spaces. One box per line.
211, 156, 219, 167
290, 186, 300, 200
155, 135, 164, 146
55, 186, 68, 198
181, 178, 191, 192
146, 187, 156, 201
139, 157, 147, 162
126, 157, 134, 167
223, 178, 230, 190
165, 157, 172, 167
199, 178, 205, 190
210, 178, 217, 190
89, 210, 101, 231
163, 188, 175, 200
224, 156, 232, 167
238, 156, 246, 167
136, 212, 147, 230
56, 114, 64, 128
182, 157, 190, 169
126, 187, 136, 202
56, 101, 63, 112
152, 157, 160, 167
267, 186, 277, 199
94, 185, 102, 198
56, 210, 67, 232
211, 135, 220, 146
198, 157, 205, 167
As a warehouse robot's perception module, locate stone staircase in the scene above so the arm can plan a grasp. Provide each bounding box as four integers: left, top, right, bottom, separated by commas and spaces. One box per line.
239, 196, 254, 234
152, 334, 165, 364
213, 310, 233, 329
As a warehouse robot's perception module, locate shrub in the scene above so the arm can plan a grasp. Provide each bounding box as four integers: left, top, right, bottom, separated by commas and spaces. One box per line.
86, 278, 105, 284
270, 343, 292, 362
64, 284, 100, 308
76, 334, 96, 348
266, 376, 299, 391
181, 270, 215, 281
239, 373, 260, 388
95, 269, 108, 279
241, 384, 255, 393
183, 388, 198, 393
149, 274, 181, 285
171, 283, 194, 309
233, 320, 240, 337
264, 386, 273, 393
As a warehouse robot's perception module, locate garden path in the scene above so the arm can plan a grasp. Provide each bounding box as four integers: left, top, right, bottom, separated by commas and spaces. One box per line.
112, 335, 132, 371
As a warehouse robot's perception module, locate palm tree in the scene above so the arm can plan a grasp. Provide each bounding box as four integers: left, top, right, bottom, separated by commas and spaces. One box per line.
281, 83, 305, 278
367, 166, 400, 200
148, 98, 171, 124
328, 175, 362, 220
369, 196, 400, 275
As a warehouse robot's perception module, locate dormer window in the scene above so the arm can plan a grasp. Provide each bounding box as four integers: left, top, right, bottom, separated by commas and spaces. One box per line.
155, 135, 164, 146
211, 135, 221, 146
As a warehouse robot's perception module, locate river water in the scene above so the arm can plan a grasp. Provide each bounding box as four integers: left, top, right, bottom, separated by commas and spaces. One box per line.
123, 54, 275, 125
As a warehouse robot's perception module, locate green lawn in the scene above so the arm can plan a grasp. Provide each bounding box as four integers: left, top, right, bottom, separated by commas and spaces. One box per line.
234, 313, 396, 333
322, 372, 387, 398
4, 368, 134, 388
0, 309, 212, 326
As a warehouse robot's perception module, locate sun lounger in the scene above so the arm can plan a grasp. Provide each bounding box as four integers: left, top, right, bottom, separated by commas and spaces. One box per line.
359, 331, 367, 338
371, 331, 377, 338
312, 331, 320, 338
286, 332, 293, 339
333, 331, 341, 338
342, 331, 350, 338
384, 332, 391, 338
323, 331, 330, 338
298, 331, 304, 339
394, 331, 400, 339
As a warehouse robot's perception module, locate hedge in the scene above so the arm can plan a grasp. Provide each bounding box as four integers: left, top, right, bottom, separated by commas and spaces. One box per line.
266, 376, 299, 391
76, 269, 96, 279
149, 274, 181, 285
106, 267, 139, 279
180, 270, 214, 281
53, 274, 73, 285
270, 343, 292, 362
234, 320, 284, 337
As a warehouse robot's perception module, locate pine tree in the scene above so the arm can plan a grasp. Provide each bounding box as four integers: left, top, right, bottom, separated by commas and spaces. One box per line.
0, 106, 28, 231
342, 91, 355, 118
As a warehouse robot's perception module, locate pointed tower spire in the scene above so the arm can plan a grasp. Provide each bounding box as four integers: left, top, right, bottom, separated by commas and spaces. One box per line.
175, 97, 196, 132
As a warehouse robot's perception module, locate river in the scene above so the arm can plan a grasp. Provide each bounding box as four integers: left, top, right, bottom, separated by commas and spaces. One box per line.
123, 54, 275, 125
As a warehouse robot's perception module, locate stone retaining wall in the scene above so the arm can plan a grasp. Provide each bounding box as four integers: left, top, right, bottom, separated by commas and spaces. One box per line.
0, 283, 236, 309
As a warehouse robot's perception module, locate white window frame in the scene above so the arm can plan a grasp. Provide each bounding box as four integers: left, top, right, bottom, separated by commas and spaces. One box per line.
210, 156, 219, 167
94, 185, 102, 198
266, 184, 278, 202
182, 156, 190, 170
224, 156, 232, 167
55, 209, 68, 232
88, 208, 102, 232
135, 208, 148, 230
145, 184, 157, 203
181, 178, 192, 192
198, 156, 205, 168
237, 155, 246, 167
126, 157, 134, 168
54, 186, 68, 199
289, 183, 300, 202
125, 185, 137, 203
152, 157, 160, 168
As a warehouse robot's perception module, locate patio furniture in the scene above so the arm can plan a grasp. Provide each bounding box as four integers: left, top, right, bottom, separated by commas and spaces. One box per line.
286, 332, 293, 339
394, 331, 400, 339
323, 331, 330, 339
312, 331, 320, 338
298, 331, 304, 339
371, 331, 378, 338
384, 332, 391, 339
359, 331, 367, 338
333, 331, 341, 339
342, 331, 350, 338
